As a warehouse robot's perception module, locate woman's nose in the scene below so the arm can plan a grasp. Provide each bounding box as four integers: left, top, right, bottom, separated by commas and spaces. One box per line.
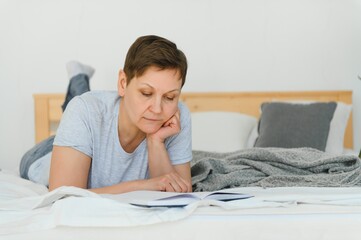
150, 97, 162, 113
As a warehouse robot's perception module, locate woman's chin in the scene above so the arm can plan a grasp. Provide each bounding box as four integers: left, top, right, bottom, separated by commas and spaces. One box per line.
139, 124, 163, 134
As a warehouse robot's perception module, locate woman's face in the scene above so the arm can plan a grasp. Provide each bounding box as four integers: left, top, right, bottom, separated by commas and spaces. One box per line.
118, 66, 182, 134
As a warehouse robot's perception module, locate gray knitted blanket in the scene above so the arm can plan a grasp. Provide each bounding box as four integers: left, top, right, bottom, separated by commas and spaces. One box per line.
191, 147, 361, 192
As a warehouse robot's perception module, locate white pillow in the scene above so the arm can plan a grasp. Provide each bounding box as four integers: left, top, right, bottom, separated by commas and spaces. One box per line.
246, 124, 258, 149
325, 102, 352, 154
191, 111, 257, 152
247, 101, 352, 154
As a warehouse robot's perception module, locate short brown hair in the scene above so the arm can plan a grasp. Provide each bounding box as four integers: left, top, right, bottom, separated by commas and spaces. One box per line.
123, 35, 188, 87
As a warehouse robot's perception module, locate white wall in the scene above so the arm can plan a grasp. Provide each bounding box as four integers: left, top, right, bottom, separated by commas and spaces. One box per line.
1, 0, 361, 170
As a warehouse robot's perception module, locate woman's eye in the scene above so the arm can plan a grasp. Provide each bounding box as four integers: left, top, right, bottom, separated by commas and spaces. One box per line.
142, 92, 152, 97
165, 96, 175, 101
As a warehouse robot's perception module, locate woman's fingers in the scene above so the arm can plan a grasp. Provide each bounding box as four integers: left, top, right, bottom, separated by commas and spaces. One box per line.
154, 172, 189, 193
164, 172, 189, 193
146, 171, 191, 193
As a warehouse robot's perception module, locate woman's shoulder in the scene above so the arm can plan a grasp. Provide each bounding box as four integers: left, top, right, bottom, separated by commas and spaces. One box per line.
78, 90, 119, 104
178, 101, 191, 122
79, 90, 119, 102
75, 91, 120, 115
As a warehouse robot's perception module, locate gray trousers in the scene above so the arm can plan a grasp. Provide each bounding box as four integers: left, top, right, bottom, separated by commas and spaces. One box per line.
19, 74, 90, 179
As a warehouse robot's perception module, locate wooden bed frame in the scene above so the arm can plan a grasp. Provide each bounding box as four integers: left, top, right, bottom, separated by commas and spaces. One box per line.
33, 90, 353, 148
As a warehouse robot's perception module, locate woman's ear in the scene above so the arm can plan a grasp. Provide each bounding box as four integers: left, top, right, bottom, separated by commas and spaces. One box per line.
117, 70, 127, 97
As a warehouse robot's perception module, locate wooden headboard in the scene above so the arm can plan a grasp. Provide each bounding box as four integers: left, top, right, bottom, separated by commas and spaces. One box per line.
33, 90, 353, 148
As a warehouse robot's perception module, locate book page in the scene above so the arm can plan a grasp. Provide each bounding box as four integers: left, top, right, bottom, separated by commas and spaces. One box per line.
204, 192, 252, 201
102, 190, 252, 207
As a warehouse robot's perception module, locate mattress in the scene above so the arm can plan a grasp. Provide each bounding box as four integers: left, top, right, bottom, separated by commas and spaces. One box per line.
2, 170, 361, 240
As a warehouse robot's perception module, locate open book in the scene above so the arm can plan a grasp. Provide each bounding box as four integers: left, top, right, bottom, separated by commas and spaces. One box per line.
102, 190, 253, 207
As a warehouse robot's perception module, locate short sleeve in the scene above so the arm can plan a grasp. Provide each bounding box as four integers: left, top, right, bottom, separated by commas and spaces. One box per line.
53, 96, 93, 157
165, 102, 193, 165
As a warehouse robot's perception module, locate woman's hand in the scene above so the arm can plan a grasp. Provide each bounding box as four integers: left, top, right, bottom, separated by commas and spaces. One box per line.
143, 171, 192, 193
147, 109, 181, 143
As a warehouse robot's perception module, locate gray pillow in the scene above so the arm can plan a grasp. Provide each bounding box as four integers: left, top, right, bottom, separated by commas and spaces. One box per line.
254, 102, 337, 151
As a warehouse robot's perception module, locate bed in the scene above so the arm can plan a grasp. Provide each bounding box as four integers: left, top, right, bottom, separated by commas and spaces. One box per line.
33, 91, 353, 147
2, 90, 361, 240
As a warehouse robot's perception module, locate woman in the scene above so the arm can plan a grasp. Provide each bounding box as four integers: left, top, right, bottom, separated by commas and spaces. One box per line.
21, 35, 192, 194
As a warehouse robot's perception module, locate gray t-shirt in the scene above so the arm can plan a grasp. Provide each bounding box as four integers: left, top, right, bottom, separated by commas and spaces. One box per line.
53, 91, 192, 188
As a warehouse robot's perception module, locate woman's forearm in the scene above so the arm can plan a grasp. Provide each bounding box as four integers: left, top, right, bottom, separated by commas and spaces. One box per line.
89, 179, 148, 194
146, 139, 175, 178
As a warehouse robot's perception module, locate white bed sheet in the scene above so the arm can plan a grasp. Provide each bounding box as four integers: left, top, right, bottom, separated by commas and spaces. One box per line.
2, 170, 361, 240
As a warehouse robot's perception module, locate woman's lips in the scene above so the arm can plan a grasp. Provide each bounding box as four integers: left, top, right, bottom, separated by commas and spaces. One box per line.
143, 117, 162, 122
